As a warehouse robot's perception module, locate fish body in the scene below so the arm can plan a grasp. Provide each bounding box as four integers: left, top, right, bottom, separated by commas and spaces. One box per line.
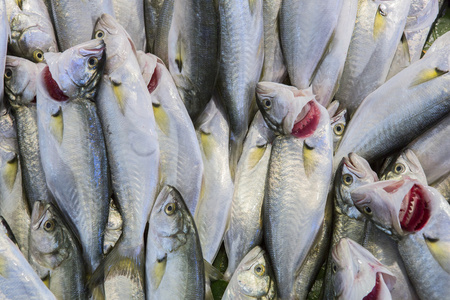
144, 0, 165, 53
0, 0, 9, 111
433, 173, 450, 203
111, 0, 146, 50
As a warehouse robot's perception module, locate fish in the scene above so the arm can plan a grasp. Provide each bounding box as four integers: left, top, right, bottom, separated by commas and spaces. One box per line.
144, 0, 165, 53
433, 173, 450, 203
146, 186, 204, 299
256, 82, 333, 298
333, 31, 450, 172
103, 199, 123, 255
381, 149, 428, 183
216, 0, 264, 177
4, 56, 51, 208
222, 246, 276, 300
91, 14, 159, 298
331, 238, 397, 300
280, 0, 343, 90
5, 0, 58, 62
154, 0, 219, 121
111, 0, 146, 50
29, 201, 85, 299
335, 0, 411, 118
37, 38, 110, 274
224, 112, 274, 280
328, 103, 346, 153
0, 0, 9, 111
0, 110, 30, 256
312, 0, 358, 107
0, 217, 56, 300
136, 51, 203, 216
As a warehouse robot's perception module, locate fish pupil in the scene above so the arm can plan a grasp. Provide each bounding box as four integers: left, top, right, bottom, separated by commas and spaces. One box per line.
365, 207, 372, 214
265, 100, 271, 107
5, 69, 11, 78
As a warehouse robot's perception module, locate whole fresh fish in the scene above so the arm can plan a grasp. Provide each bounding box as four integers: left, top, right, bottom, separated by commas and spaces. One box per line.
328, 103, 346, 153
222, 246, 277, 300
37, 38, 109, 274
280, 0, 343, 90
331, 238, 397, 300
136, 51, 203, 216
29, 201, 85, 299
224, 112, 274, 280
103, 199, 123, 255
144, 0, 165, 53
194, 96, 233, 264
333, 31, 450, 171
4, 56, 51, 208
381, 149, 428, 183
216, 0, 264, 176
260, 0, 286, 83
112, 0, 146, 50
154, 0, 218, 121
0, 111, 30, 256
312, 0, 357, 107
92, 14, 159, 297
256, 82, 333, 299
5, 0, 58, 62
146, 186, 204, 299
335, 0, 411, 118
0, 0, 9, 111
352, 179, 450, 299
0, 218, 56, 300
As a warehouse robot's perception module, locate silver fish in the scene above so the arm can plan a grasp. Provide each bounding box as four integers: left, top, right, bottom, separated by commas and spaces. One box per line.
224, 112, 274, 280
146, 186, 204, 299
4, 56, 50, 208
37, 39, 109, 274
144, 0, 165, 53
328, 105, 346, 154
136, 51, 203, 216
0, 0, 9, 111
222, 246, 276, 300
112, 0, 146, 50
256, 82, 333, 298
381, 149, 428, 183
29, 201, 85, 299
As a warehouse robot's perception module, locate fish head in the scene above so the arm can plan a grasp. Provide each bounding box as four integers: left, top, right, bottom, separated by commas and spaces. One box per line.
381, 149, 427, 184
44, 38, 105, 100
136, 51, 164, 96
29, 201, 70, 269
335, 153, 378, 218
331, 238, 396, 300
149, 186, 192, 254
330, 109, 346, 152
351, 179, 438, 237
4, 56, 39, 107
234, 246, 276, 299
9, 12, 57, 62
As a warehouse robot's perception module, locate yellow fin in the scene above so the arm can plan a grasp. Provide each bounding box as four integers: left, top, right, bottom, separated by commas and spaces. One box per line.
425, 237, 450, 274
175, 37, 184, 73
303, 143, 318, 178
200, 132, 214, 161
373, 5, 386, 40
2, 154, 18, 191
112, 82, 126, 115
50, 107, 63, 144
42, 275, 50, 288
411, 68, 448, 87
153, 104, 170, 136
151, 256, 166, 290
248, 145, 266, 169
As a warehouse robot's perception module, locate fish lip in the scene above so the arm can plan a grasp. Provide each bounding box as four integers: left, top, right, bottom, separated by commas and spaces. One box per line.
291, 101, 320, 138
398, 184, 431, 234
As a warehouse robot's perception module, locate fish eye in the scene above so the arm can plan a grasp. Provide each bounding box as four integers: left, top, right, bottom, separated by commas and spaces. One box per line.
95, 30, 104, 39
43, 219, 55, 232
33, 50, 44, 62
4, 69, 12, 80
88, 57, 99, 68
254, 264, 265, 276
164, 203, 177, 215
342, 174, 353, 186
264, 99, 272, 108
364, 206, 372, 215
333, 123, 345, 136
378, 4, 387, 17
332, 264, 337, 273
394, 163, 405, 174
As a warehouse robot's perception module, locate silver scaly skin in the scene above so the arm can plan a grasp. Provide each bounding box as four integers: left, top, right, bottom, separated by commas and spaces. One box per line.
222, 246, 276, 300
146, 186, 204, 300
103, 199, 123, 255
29, 201, 85, 299
381, 149, 428, 184
154, 0, 218, 121
0, 0, 9, 111
4, 56, 50, 208
37, 39, 109, 274
0, 219, 56, 299
111, 0, 146, 50
136, 51, 203, 216
335, 0, 411, 118
144, 0, 165, 53
433, 173, 450, 203
224, 112, 274, 280
256, 82, 333, 299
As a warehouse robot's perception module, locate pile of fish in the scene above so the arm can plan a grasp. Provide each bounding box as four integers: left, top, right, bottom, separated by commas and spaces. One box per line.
0, 0, 449, 299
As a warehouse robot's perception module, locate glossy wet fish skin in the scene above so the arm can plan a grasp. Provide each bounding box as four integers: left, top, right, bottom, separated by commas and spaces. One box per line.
136, 51, 203, 216
433, 173, 450, 203
146, 186, 204, 299
0, 0, 8, 111
0, 220, 56, 300
4, 56, 50, 208
29, 201, 85, 299
382, 149, 428, 183
224, 112, 274, 279
0, 111, 30, 256
144, 0, 165, 53
103, 199, 123, 255
335, 0, 411, 117
112, 0, 146, 50
223, 246, 276, 300
37, 39, 109, 274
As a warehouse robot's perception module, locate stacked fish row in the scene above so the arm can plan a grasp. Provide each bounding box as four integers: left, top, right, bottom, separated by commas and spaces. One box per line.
0, 0, 449, 299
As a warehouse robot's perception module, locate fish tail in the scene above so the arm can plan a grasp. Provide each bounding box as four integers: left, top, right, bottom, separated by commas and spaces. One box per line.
229, 134, 244, 180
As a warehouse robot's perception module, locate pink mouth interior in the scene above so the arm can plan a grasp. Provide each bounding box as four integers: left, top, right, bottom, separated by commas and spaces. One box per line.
43, 66, 68, 102
147, 63, 161, 94
363, 273, 382, 300
291, 101, 320, 138
398, 184, 430, 233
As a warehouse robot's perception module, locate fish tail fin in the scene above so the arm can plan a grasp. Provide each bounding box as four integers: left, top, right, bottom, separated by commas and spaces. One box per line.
229, 133, 245, 180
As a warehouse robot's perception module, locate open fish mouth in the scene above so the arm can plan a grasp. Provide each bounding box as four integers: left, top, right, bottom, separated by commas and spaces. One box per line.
291, 100, 320, 138
363, 272, 383, 300
398, 184, 431, 233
